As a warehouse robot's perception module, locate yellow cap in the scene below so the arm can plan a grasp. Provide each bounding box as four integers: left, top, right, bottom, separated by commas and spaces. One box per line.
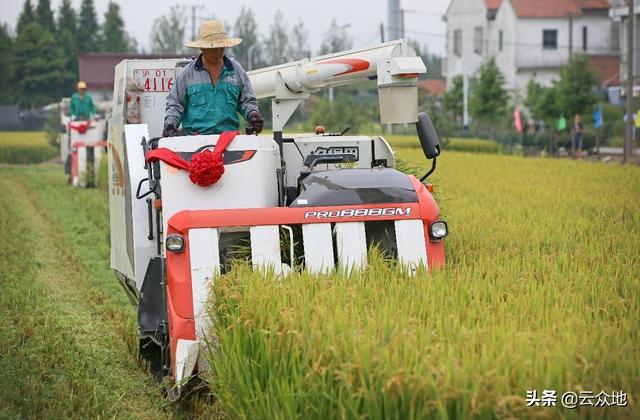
77, 81, 87, 89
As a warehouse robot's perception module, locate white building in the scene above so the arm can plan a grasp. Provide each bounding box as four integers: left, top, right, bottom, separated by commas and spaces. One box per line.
444, 0, 616, 100
610, 1, 640, 91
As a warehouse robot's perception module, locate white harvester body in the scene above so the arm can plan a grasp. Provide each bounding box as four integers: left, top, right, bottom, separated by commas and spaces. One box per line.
108, 40, 447, 393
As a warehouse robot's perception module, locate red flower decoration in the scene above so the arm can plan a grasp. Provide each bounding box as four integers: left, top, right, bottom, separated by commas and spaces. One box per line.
145, 131, 239, 188
69, 120, 91, 134
188, 149, 224, 187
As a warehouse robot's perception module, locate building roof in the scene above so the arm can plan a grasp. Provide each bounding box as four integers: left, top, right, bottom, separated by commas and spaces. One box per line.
418, 79, 447, 96
485, 0, 503, 10
508, 0, 609, 18
79, 53, 189, 90
588, 55, 620, 86
578, 0, 611, 10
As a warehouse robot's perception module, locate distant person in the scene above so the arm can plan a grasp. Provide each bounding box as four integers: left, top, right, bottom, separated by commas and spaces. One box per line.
572, 114, 584, 159
164, 19, 264, 137
70, 81, 97, 121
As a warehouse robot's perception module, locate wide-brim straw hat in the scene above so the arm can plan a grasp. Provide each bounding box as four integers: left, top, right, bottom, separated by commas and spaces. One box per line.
184, 20, 242, 49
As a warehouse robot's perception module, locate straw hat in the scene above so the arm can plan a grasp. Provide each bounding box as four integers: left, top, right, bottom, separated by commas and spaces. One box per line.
184, 20, 242, 49
77, 81, 87, 89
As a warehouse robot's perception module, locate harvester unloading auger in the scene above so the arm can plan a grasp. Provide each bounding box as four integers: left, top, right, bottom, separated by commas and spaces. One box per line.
108, 39, 447, 398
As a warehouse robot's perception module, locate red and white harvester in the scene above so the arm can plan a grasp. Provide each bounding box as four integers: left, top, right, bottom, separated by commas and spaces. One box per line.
60, 98, 107, 187
108, 40, 447, 398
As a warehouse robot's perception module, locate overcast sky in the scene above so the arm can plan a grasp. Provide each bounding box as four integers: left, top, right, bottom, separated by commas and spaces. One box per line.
0, 0, 450, 56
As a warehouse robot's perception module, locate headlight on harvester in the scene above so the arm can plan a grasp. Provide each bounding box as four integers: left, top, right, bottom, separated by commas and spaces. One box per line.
429, 221, 448, 241
166, 234, 185, 252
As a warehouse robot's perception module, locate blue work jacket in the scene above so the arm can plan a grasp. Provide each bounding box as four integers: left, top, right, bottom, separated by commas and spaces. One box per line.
165, 55, 258, 134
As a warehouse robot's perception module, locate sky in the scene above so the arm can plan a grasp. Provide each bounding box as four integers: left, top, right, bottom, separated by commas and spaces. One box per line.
0, 0, 450, 56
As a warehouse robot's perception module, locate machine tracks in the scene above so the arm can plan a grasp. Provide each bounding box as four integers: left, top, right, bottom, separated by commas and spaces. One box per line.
0, 165, 178, 418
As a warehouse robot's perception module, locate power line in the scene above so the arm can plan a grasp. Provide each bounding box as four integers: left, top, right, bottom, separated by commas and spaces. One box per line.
402, 28, 622, 53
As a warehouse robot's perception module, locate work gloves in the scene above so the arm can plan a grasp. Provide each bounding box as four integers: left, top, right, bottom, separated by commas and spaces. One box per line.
248, 111, 264, 134
163, 123, 178, 137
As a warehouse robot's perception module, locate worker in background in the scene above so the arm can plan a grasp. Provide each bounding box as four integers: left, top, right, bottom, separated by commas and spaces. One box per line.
70, 81, 97, 121
164, 20, 264, 137
572, 114, 584, 159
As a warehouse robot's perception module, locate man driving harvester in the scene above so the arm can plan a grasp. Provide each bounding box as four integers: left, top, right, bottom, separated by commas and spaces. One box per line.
164, 20, 264, 137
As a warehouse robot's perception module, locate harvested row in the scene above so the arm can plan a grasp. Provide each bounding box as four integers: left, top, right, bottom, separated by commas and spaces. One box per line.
0, 165, 214, 419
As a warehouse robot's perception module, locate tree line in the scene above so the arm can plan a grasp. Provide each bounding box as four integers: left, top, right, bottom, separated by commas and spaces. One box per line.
149, 6, 354, 71
149, 6, 442, 76
443, 54, 601, 133
0, 0, 135, 109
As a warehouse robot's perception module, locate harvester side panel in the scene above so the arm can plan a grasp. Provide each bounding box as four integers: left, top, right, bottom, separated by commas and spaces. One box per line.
108, 122, 157, 290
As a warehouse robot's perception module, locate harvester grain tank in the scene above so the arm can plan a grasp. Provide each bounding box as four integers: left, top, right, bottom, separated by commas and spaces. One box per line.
108, 40, 447, 398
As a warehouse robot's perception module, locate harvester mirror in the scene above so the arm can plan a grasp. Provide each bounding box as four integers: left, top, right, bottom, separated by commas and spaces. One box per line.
416, 112, 441, 160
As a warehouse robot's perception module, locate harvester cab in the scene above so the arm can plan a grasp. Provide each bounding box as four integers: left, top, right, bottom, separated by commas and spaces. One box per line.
60, 98, 108, 187
108, 40, 446, 397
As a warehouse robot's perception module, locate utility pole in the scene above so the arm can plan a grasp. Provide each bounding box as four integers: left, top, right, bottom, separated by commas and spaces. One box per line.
380, 22, 385, 43
388, 0, 401, 41
568, 12, 574, 58
462, 0, 470, 131
400, 9, 405, 39
190, 5, 204, 41
192, 6, 197, 40
625, 0, 634, 164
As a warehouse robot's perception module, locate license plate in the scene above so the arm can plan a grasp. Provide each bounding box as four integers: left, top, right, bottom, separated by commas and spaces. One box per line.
133, 69, 175, 92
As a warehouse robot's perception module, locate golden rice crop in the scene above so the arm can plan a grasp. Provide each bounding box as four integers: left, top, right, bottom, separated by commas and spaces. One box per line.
205, 150, 640, 419
385, 135, 500, 154
0, 131, 57, 164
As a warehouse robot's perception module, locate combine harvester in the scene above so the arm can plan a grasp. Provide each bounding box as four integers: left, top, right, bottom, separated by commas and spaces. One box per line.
60, 99, 107, 187
108, 40, 447, 398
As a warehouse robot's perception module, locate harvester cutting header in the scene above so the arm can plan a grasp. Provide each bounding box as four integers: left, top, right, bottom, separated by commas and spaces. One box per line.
108, 19, 446, 397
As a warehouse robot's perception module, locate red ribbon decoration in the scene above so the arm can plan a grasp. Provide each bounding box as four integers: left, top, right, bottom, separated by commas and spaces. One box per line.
145, 131, 239, 187
68, 120, 92, 134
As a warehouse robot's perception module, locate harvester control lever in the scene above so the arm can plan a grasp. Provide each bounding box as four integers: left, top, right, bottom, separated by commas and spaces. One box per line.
145, 198, 154, 240
303, 153, 357, 170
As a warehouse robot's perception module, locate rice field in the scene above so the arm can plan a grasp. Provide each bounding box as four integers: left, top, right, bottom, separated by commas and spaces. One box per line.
0, 131, 58, 164
0, 135, 638, 419
204, 147, 640, 418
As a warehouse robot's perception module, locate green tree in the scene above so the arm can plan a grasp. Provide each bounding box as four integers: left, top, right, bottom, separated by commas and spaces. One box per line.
35, 0, 55, 33
288, 19, 311, 60
266, 10, 289, 66
525, 80, 558, 127
443, 75, 464, 120
57, 0, 77, 34
77, 0, 100, 53
469, 58, 508, 126
306, 94, 369, 133
555, 53, 598, 118
0, 24, 14, 104
13, 23, 74, 108
17, 0, 35, 35
233, 7, 261, 70
319, 19, 352, 55
150, 5, 186, 54
57, 0, 78, 86
60, 29, 78, 92
101, 1, 132, 52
